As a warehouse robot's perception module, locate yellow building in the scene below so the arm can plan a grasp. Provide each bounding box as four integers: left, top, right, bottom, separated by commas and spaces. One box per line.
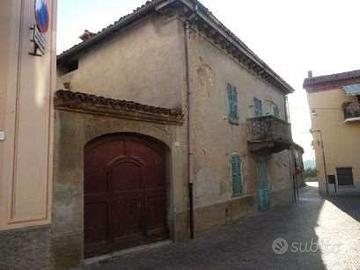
0, 0, 57, 268
304, 70, 360, 194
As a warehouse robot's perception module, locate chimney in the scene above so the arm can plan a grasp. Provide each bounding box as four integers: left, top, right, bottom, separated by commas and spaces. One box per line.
308, 70, 313, 78
79, 30, 96, 41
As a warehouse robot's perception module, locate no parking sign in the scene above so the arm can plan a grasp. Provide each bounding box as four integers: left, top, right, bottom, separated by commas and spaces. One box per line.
35, 0, 49, 33
31, 0, 49, 56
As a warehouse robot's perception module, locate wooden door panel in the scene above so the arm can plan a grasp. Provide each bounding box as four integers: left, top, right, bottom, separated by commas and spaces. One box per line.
109, 161, 143, 192
84, 202, 109, 244
84, 134, 167, 258
84, 167, 108, 194
145, 194, 166, 234
144, 167, 165, 189
111, 195, 143, 239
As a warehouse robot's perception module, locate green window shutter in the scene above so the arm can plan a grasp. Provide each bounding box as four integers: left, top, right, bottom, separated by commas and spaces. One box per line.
227, 84, 238, 124
254, 97, 263, 117
231, 154, 242, 195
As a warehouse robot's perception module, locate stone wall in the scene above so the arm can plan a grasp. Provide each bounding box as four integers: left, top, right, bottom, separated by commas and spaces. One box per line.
194, 195, 256, 234
0, 226, 52, 270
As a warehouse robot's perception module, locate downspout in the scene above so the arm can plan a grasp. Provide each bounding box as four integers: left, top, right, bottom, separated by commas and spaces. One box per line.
310, 129, 329, 195
284, 95, 289, 123
184, 20, 194, 239
284, 95, 297, 201
318, 131, 329, 195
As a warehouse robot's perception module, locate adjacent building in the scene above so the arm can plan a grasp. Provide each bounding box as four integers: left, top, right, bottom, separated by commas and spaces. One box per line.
0, 0, 57, 269
304, 70, 360, 194
55, 0, 300, 268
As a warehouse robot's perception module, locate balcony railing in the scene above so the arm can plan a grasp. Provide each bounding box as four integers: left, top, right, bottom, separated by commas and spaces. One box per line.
343, 101, 360, 122
247, 115, 292, 154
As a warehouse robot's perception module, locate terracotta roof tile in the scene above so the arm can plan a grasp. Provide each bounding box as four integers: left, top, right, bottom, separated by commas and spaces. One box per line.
304, 69, 360, 90
54, 90, 184, 125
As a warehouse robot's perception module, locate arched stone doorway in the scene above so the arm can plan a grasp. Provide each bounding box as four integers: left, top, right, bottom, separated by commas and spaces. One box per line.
84, 133, 168, 258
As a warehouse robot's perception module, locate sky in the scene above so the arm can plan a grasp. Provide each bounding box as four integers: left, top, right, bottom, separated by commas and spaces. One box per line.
57, 0, 360, 161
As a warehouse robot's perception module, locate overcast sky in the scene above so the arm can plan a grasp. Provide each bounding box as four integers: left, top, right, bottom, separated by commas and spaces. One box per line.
57, 0, 360, 161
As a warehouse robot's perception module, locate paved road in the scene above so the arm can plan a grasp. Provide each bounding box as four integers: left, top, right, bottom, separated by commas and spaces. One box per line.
86, 186, 360, 270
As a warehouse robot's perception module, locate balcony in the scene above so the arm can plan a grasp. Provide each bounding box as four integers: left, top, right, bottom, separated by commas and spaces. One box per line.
343, 101, 360, 122
247, 115, 292, 154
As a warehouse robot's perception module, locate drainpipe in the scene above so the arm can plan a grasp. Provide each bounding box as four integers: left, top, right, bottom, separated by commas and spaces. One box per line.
310, 129, 329, 195
184, 21, 194, 239
284, 96, 289, 123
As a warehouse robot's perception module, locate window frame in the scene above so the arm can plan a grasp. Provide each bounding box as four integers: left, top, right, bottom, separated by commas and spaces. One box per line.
253, 97, 263, 117
272, 103, 280, 118
227, 83, 239, 124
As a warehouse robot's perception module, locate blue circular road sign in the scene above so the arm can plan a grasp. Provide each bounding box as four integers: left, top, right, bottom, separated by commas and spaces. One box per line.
35, 0, 49, 33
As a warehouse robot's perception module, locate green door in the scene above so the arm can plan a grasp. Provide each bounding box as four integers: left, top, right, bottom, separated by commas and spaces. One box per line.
256, 157, 271, 211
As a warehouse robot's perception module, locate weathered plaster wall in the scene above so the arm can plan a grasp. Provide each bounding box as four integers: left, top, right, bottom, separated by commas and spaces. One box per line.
0, 1, 12, 228
0, 0, 56, 231
188, 28, 293, 230
56, 13, 294, 247
55, 15, 191, 268
308, 88, 360, 193
58, 14, 185, 109
269, 151, 293, 206
52, 110, 188, 270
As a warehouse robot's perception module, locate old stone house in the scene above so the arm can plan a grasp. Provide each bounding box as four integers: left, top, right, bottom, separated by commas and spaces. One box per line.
55, 0, 299, 268
0, 0, 57, 269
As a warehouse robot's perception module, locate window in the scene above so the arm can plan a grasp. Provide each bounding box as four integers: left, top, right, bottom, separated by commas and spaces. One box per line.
272, 103, 280, 118
227, 83, 239, 124
336, 167, 354, 186
231, 154, 243, 195
254, 97, 263, 117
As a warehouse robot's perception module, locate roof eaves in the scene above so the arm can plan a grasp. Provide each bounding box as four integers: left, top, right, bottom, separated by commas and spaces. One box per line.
304, 69, 360, 89
57, 0, 294, 94
194, 2, 294, 93
57, 0, 165, 62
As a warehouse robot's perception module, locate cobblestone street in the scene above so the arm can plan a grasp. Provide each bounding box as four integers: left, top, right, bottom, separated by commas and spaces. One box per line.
85, 185, 360, 270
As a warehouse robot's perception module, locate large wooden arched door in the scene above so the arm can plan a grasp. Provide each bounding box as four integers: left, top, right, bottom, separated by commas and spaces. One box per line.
84, 134, 167, 258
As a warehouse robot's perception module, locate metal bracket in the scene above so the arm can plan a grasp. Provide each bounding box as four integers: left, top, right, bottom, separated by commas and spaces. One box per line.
29, 26, 45, 57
